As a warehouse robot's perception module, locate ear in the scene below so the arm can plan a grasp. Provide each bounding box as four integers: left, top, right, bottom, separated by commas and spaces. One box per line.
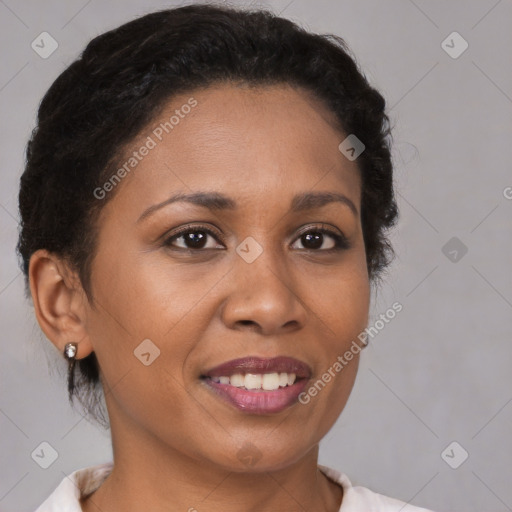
28, 249, 94, 360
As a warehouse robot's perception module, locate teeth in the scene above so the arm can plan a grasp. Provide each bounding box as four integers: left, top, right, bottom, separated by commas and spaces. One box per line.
245, 373, 262, 389
230, 373, 245, 387
262, 373, 280, 391
210, 372, 298, 390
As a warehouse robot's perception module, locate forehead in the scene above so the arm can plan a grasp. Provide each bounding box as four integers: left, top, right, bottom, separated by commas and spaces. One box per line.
100, 82, 361, 219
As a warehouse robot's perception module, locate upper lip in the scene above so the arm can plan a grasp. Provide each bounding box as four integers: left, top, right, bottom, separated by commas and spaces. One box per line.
202, 356, 312, 379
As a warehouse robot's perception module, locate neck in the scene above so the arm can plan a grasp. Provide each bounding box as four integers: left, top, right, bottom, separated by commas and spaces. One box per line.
80, 408, 343, 512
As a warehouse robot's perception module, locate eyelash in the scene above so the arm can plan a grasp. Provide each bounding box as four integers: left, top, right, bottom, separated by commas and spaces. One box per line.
162, 223, 351, 253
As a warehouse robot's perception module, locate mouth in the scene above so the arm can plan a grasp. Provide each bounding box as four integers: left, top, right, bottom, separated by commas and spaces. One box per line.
200, 356, 312, 414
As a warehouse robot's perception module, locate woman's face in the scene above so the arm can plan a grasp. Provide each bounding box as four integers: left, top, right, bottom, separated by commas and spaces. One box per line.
85, 82, 370, 471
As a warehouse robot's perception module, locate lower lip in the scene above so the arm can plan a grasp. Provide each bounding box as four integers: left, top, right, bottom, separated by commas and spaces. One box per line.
202, 378, 309, 414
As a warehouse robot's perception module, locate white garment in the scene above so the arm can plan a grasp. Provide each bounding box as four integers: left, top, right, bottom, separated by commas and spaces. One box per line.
34, 461, 436, 511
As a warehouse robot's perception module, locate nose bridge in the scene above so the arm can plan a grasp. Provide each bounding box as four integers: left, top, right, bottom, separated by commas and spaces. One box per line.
238, 236, 288, 293
221, 234, 306, 334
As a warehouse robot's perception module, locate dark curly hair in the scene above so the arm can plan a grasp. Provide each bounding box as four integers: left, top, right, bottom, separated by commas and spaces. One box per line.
17, 3, 398, 428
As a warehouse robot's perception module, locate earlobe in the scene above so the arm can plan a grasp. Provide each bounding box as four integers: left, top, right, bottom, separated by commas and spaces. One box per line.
28, 249, 94, 359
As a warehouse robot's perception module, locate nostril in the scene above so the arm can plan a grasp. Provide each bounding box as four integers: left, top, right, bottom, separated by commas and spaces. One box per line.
238, 320, 256, 327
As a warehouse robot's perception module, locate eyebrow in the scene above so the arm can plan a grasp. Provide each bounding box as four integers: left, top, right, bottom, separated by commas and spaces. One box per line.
137, 190, 358, 223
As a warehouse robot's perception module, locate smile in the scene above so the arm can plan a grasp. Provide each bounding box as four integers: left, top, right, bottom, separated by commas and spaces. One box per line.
209, 371, 297, 390
200, 356, 312, 414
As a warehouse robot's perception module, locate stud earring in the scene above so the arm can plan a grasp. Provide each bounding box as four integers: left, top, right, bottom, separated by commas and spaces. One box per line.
64, 342, 78, 360
63, 342, 78, 401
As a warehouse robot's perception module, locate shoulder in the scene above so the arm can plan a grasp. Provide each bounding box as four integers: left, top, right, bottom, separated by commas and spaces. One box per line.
318, 465, 437, 512
34, 461, 113, 512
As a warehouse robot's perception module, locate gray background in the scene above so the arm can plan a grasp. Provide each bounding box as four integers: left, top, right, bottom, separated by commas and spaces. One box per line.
1, 0, 511, 511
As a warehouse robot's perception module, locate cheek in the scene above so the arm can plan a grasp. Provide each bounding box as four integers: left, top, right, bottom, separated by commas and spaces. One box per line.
90, 244, 213, 339
297, 262, 369, 423
308, 262, 370, 343
86, 247, 224, 393
86, 263, 200, 434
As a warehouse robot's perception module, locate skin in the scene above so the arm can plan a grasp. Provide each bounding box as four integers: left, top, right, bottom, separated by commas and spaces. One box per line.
29, 82, 370, 512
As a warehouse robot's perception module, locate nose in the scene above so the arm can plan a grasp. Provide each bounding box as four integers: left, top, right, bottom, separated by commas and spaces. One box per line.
220, 247, 308, 336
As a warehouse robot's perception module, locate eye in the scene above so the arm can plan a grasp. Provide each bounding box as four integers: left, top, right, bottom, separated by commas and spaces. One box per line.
162, 223, 350, 252
163, 224, 224, 251
291, 225, 350, 251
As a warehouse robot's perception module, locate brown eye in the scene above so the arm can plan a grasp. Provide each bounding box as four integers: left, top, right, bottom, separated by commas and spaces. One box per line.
291, 226, 350, 251
163, 225, 224, 250
299, 232, 333, 250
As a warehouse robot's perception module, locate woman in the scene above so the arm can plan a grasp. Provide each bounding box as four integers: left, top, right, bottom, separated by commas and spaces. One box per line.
18, 4, 435, 511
